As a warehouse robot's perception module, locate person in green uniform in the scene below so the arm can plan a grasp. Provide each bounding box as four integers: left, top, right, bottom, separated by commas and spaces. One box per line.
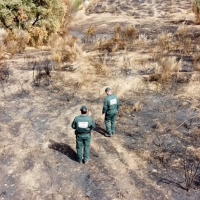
71, 105, 95, 164
102, 87, 120, 137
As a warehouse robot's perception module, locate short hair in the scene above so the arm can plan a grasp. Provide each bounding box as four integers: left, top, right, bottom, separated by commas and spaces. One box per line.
81, 110, 87, 114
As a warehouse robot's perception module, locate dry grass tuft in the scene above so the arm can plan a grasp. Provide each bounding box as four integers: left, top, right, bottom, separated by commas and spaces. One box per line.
6, 41, 18, 58
0, 40, 6, 60
0, 62, 9, 82
133, 101, 143, 112
95, 24, 137, 52
89, 54, 110, 76
114, 24, 138, 42
157, 32, 173, 53
173, 59, 182, 77
29, 26, 48, 46
192, 0, 200, 24
193, 54, 200, 71
194, 64, 200, 71
175, 23, 194, 54
50, 34, 81, 69
52, 51, 62, 69
84, 26, 96, 43
147, 74, 162, 82
1, 30, 30, 56
16, 31, 30, 53
135, 34, 149, 48
97, 36, 127, 53
176, 22, 191, 38
160, 57, 181, 81
191, 127, 200, 141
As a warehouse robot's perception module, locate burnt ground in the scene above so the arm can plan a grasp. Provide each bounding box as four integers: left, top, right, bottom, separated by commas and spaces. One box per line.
1, 0, 200, 200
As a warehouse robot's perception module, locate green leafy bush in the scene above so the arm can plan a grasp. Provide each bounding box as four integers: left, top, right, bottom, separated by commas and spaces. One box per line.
0, 0, 70, 45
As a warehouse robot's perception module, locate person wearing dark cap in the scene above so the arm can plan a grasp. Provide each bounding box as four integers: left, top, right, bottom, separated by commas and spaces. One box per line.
71, 105, 95, 164
102, 87, 120, 137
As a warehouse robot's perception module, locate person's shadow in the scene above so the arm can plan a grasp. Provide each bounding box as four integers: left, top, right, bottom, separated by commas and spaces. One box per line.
94, 123, 108, 136
48, 139, 77, 162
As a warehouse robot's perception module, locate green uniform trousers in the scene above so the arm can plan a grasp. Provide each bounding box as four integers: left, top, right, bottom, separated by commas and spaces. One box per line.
76, 134, 91, 162
105, 113, 117, 135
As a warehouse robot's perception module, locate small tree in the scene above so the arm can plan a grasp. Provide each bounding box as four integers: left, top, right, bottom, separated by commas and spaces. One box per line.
0, 0, 70, 45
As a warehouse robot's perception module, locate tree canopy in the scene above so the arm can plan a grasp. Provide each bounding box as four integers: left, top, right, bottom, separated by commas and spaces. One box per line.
0, 0, 68, 35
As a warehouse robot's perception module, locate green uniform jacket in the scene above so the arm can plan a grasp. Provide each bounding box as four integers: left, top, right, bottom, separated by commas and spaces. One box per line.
102, 94, 120, 115
71, 115, 95, 134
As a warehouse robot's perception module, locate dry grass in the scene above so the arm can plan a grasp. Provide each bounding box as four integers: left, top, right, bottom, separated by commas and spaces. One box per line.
173, 59, 182, 77
89, 55, 110, 76
0, 62, 9, 82
176, 22, 191, 38
192, 0, 200, 24
6, 41, 18, 58
16, 31, 30, 53
160, 56, 182, 81
1, 29, 30, 57
94, 24, 138, 52
114, 24, 138, 41
135, 34, 149, 48
84, 26, 96, 43
133, 101, 144, 112
146, 56, 182, 82
119, 101, 143, 116
175, 23, 194, 54
50, 34, 81, 69
157, 32, 173, 53
97, 36, 127, 53
193, 54, 200, 71
29, 26, 48, 47
52, 51, 62, 69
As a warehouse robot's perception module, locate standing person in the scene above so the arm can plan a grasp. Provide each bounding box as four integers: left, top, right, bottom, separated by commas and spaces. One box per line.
102, 87, 120, 137
71, 105, 95, 164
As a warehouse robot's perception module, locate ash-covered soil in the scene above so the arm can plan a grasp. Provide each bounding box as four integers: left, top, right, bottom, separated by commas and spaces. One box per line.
1, 0, 200, 200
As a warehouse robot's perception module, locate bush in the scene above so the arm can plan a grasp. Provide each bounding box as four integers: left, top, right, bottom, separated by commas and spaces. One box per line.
0, 0, 71, 45
50, 34, 81, 69
72, 0, 83, 11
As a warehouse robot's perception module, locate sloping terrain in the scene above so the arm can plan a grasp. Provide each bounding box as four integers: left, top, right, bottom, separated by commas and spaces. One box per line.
1, 0, 200, 200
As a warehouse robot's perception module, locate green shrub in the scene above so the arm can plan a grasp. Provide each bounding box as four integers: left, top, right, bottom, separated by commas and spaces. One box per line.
0, 0, 71, 45
72, 0, 83, 11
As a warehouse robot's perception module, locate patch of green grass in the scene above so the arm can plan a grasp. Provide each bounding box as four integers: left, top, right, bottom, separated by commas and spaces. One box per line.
73, 0, 82, 11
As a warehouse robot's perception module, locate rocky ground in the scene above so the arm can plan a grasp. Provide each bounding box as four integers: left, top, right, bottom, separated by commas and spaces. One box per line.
1, 0, 200, 200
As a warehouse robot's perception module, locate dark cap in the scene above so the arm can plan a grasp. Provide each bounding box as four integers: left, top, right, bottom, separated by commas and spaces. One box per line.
80, 105, 87, 111
105, 87, 111, 92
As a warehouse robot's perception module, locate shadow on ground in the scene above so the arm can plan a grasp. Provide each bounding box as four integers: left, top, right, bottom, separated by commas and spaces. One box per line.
48, 139, 77, 162
94, 123, 108, 136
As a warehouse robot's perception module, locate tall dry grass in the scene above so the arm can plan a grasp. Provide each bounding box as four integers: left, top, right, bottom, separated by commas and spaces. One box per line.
193, 54, 200, 71
50, 33, 82, 69
157, 32, 173, 53
192, 0, 200, 24
160, 57, 182, 81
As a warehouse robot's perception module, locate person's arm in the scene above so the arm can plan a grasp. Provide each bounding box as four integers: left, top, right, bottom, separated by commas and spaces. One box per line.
91, 119, 96, 129
71, 118, 76, 129
102, 99, 108, 114
117, 97, 120, 111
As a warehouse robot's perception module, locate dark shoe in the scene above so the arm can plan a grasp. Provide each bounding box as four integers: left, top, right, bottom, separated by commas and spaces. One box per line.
105, 133, 112, 137
83, 160, 89, 164
77, 160, 82, 164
